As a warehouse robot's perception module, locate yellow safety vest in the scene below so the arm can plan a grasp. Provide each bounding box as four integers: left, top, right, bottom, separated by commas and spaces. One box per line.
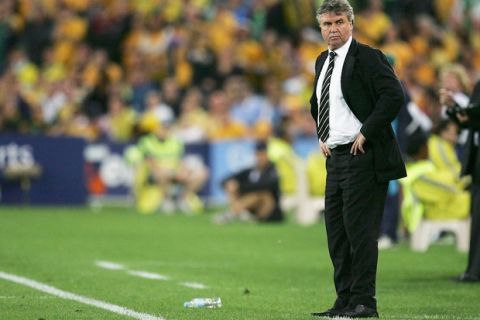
400, 160, 470, 232
267, 138, 298, 195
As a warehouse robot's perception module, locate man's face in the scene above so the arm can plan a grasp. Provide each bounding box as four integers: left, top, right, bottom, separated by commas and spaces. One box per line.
319, 12, 353, 50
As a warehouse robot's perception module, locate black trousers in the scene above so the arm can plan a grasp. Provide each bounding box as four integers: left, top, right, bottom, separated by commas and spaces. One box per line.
324, 143, 388, 309
466, 184, 480, 278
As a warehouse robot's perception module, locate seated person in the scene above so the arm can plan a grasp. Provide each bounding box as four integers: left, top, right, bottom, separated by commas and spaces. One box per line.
400, 132, 470, 234
214, 141, 284, 224
428, 119, 471, 187
125, 116, 207, 214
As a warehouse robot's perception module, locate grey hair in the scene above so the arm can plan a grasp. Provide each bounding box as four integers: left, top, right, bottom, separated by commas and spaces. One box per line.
316, 0, 355, 24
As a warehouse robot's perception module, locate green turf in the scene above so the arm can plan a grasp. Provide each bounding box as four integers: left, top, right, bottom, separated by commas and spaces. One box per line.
0, 206, 479, 320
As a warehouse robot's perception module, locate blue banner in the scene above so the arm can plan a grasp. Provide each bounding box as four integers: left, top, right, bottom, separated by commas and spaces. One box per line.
0, 134, 86, 205
84, 142, 133, 203
209, 140, 256, 204
0, 135, 320, 206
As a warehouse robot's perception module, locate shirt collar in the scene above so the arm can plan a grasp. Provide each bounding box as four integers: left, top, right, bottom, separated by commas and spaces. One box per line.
329, 36, 352, 58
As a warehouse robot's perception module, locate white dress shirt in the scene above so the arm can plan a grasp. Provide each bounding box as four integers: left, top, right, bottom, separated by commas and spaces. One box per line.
316, 36, 362, 149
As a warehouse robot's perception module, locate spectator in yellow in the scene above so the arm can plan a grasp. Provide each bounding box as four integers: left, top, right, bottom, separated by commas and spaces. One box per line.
98, 95, 136, 143
428, 119, 471, 187
206, 90, 248, 141
355, 0, 392, 45
381, 26, 414, 80
52, 7, 87, 65
125, 116, 206, 214
174, 88, 209, 143
400, 132, 470, 234
225, 76, 273, 139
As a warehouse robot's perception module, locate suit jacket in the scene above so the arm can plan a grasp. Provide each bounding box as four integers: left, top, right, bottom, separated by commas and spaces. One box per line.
448, 81, 480, 185
310, 39, 406, 182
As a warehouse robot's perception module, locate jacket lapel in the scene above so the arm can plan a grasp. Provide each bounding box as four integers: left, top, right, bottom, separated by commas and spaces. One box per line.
341, 39, 358, 108
315, 52, 328, 85
310, 51, 328, 114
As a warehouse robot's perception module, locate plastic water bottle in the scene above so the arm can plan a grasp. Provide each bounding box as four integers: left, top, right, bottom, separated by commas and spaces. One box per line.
183, 297, 222, 308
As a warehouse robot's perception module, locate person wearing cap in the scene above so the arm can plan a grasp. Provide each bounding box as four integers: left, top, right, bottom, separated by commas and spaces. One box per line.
125, 117, 206, 215
214, 141, 284, 224
310, 0, 405, 318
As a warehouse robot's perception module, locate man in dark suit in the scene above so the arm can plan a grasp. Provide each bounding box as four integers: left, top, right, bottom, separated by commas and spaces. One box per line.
309, 0, 406, 318
440, 82, 480, 283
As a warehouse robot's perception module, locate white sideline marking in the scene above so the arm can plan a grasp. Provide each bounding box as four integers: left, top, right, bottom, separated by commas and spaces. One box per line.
180, 282, 208, 289
126, 260, 229, 268
95, 260, 126, 270
127, 271, 169, 280
94, 260, 210, 289
0, 271, 165, 320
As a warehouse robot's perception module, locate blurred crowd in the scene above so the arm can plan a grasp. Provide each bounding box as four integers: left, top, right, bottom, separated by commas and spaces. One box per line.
1, 0, 480, 145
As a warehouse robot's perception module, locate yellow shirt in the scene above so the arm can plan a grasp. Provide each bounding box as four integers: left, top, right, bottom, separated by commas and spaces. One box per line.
109, 108, 136, 143
355, 12, 392, 44
55, 15, 87, 42
207, 118, 248, 141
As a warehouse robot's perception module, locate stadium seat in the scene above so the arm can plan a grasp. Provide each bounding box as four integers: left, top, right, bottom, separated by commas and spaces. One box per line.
410, 219, 470, 252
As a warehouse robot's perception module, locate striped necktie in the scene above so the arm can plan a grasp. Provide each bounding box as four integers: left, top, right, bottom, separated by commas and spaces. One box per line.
318, 51, 337, 143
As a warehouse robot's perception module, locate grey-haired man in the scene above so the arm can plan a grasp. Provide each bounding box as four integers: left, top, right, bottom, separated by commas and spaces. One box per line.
309, 0, 406, 318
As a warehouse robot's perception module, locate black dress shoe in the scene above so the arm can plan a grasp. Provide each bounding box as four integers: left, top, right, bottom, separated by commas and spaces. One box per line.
343, 304, 379, 318
451, 273, 480, 283
311, 307, 345, 317
312, 299, 349, 318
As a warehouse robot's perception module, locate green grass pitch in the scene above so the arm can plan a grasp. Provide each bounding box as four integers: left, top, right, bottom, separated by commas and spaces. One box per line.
0, 206, 479, 319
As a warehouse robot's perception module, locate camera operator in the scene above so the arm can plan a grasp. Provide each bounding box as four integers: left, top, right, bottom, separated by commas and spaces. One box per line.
440, 82, 480, 283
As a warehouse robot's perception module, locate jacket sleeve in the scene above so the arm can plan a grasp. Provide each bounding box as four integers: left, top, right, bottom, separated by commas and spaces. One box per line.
359, 49, 406, 141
